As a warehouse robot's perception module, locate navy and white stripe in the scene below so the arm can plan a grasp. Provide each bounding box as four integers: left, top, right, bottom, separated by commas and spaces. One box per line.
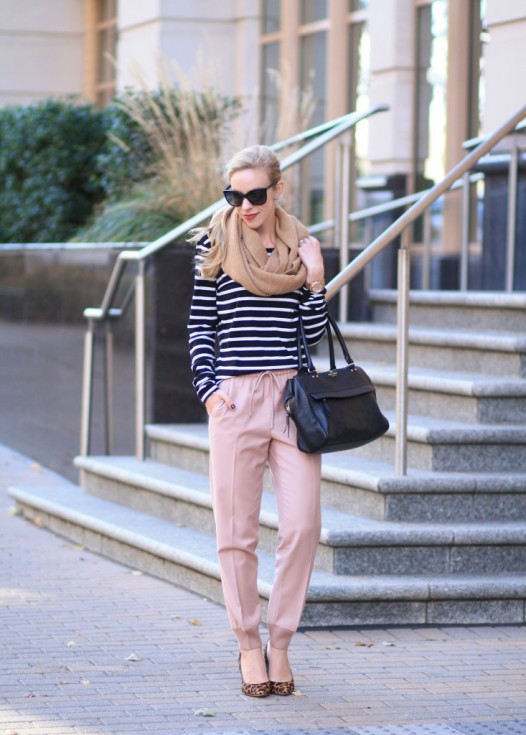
188, 235, 328, 403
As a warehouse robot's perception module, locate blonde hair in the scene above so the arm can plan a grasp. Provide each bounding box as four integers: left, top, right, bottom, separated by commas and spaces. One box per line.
189, 145, 282, 279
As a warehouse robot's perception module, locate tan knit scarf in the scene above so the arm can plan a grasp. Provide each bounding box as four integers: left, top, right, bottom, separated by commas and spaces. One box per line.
217, 205, 308, 296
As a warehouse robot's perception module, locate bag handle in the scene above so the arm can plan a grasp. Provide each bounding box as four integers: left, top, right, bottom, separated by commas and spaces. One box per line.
296, 311, 355, 373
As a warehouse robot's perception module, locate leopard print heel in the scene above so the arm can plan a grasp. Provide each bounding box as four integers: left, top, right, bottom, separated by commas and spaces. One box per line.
265, 643, 295, 696
238, 654, 272, 698
271, 677, 295, 696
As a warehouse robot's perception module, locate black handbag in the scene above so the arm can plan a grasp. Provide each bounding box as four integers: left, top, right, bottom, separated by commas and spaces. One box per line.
284, 312, 389, 454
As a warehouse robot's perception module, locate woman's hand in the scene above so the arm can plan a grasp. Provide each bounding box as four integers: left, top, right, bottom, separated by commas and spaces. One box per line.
205, 389, 235, 415
298, 235, 325, 282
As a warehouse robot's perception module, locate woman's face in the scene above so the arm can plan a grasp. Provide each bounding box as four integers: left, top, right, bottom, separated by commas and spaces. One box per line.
229, 167, 283, 233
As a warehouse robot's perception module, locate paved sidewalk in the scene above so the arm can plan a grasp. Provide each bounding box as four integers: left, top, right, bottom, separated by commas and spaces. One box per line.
1, 443, 526, 735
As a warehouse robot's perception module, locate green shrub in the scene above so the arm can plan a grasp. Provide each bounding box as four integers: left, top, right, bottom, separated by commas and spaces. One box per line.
0, 98, 107, 243
0, 82, 241, 245
96, 96, 154, 201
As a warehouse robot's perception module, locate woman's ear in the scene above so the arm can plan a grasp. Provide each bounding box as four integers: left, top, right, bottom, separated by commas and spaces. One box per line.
274, 180, 285, 200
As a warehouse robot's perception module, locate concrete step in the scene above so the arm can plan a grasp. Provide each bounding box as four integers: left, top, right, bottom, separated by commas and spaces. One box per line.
8, 483, 526, 626
313, 358, 526, 424
371, 366, 526, 424
73, 455, 526, 576
369, 289, 526, 332
146, 423, 526, 522
335, 323, 526, 377
354, 413, 526, 472
148, 415, 526, 477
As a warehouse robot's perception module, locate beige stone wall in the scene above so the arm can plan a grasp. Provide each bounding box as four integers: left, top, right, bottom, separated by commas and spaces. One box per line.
0, 0, 84, 106
0, 0, 525, 179
116, 0, 260, 144
484, 0, 526, 131
368, 0, 416, 177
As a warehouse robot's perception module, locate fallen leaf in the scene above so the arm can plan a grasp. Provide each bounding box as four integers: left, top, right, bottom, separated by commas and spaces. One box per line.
125, 652, 141, 662
292, 689, 305, 696
188, 619, 202, 626
194, 708, 215, 717
354, 641, 374, 647
80, 679, 90, 685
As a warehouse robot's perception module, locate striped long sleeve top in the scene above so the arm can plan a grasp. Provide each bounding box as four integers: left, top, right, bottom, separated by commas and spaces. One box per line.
188, 235, 328, 403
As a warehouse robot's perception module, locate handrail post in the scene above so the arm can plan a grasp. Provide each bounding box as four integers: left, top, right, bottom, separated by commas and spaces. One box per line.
422, 208, 432, 290
135, 261, 147, 460
104, 321, 114, 455
80, 318, 95, 456
338, 134, 352, 322
395, 230, 411, 476
506, 136, 519, 292
460, 170, 471, 290
333, 141, 342, 279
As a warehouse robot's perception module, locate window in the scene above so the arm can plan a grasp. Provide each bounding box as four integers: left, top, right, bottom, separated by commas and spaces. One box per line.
259, 0, 370, 225
348, 8, 370, 175
260, 0, 282, 143
414, 0, 448, 187
300, 28, 327, 222
301, 0, 327, 25
468, 0, 487, 138
85, 0, 117, 107
260, 41, 281, 142
349, 0, 368, 10
262, 0, 280, 34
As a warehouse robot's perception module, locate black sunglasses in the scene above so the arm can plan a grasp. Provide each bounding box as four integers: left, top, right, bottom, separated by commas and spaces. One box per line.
223, 183, 274, 207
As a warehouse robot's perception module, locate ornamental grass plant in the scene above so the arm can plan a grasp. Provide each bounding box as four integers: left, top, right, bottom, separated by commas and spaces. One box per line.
76, 62, 241, 242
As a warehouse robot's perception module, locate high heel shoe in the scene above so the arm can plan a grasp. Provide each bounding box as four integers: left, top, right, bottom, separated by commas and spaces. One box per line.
238, 652, 272, 698
265, 643, 295, 696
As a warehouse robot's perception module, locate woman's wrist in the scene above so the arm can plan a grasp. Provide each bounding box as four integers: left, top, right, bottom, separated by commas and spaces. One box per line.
305, 265, 325, 293
305, 267, 324, 282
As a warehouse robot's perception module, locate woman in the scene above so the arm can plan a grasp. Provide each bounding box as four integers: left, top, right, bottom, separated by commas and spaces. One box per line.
187, 145, 327, 697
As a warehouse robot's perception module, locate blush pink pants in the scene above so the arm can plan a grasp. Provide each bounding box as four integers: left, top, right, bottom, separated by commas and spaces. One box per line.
208, 369, 322, 652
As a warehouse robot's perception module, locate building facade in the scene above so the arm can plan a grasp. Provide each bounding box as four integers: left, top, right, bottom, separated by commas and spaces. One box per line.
1, 0, 525, 250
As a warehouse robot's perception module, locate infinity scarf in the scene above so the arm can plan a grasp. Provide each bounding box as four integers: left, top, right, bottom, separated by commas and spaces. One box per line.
218, 205, 308, 296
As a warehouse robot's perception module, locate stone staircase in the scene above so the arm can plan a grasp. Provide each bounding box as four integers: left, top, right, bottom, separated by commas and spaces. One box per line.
8, 290, 526, 626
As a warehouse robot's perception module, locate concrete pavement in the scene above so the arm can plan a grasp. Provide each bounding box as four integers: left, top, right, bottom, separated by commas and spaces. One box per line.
1, 443, 526, 735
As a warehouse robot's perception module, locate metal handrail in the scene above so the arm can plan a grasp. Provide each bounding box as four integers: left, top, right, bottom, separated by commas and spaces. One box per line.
326, 105, 526, 300
80, 102, 526, 475
326, 103, 526, 474
309, 172, 483, 231
90, 105, 388, 319
80, 105, 388, 458
462, 117, 526, 150
311, 172, 483, 294
0, 242, 146, 252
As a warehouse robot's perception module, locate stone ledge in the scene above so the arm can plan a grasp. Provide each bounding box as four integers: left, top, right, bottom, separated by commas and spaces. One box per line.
370, 289, 526, 309
8, 485, 526, 620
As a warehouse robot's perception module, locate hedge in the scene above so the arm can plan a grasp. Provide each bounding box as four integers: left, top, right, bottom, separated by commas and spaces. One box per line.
0, 98, 107, 243
0, 89, 241, 243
